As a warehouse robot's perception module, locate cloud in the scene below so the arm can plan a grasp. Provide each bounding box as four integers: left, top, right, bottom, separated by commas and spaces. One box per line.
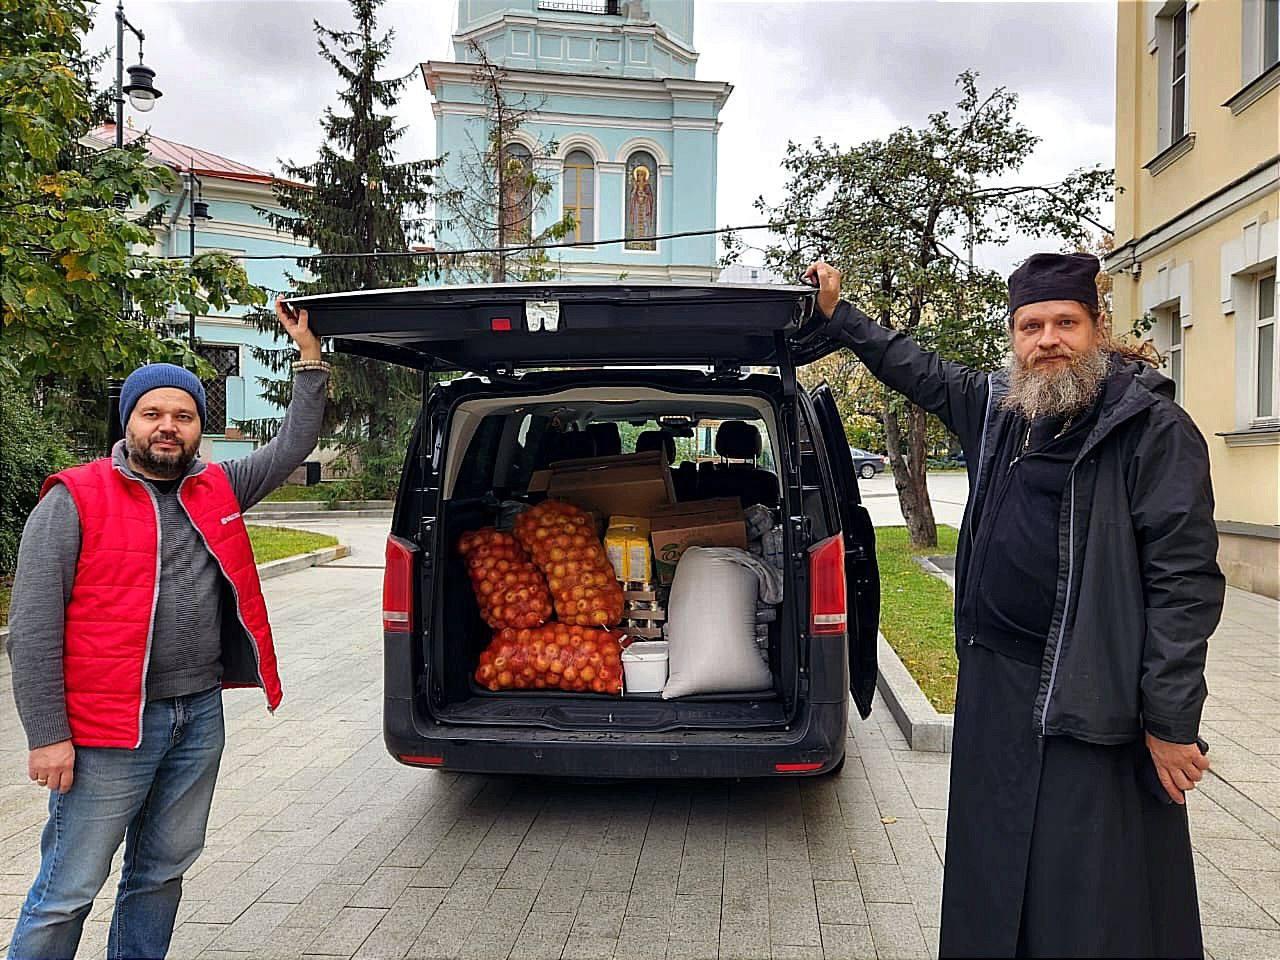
87, 0, 452, 173
698, 1, 1116, 273
87, 0, 1115, 274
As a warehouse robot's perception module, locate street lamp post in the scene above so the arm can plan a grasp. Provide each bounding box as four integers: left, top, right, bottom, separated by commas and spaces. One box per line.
115, 1, 161, 147
187, 168, 212, 349
107, 0, 162, 452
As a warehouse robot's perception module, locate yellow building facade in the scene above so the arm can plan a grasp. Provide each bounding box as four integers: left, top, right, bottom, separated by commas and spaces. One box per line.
1107, 0, 1279, 597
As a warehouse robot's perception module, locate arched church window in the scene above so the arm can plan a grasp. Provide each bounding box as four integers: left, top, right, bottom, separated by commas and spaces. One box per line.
625, 151, 657, 251
563, 149, 595, 244
500, 142, 533, 242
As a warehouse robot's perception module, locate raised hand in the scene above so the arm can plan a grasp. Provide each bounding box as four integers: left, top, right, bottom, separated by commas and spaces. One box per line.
276, 295, 322, 362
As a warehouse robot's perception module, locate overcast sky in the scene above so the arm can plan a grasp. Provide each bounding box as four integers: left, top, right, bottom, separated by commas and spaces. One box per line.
89, 0, 1116, 275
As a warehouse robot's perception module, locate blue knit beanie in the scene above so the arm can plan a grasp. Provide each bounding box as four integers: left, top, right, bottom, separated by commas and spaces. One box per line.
119, 363, 207, 428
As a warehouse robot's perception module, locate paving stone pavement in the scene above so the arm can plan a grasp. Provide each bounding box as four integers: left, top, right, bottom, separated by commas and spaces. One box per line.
2, 515, 1277, 959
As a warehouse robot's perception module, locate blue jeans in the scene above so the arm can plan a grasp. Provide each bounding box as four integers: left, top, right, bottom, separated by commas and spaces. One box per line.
8, 687, 224, 960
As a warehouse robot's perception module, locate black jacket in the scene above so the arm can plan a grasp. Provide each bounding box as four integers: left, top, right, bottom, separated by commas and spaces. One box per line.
811, 301, 1225, 745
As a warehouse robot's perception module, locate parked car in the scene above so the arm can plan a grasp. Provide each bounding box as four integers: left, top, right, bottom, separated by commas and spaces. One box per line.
850, 447, 888, 480
294, 282, 880, 779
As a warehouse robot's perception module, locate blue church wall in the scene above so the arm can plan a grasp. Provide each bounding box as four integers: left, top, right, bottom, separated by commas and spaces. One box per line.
432, 0, 724, 280
455, 0, 696, 79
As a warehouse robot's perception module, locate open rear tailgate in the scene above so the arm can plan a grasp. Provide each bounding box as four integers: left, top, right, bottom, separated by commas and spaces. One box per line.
288, 281, 823, 372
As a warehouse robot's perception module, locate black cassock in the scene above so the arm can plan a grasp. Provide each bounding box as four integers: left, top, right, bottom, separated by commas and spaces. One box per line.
939, 642, 1203, 959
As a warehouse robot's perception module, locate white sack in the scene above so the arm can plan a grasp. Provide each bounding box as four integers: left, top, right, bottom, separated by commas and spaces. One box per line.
662, 547, 778, 698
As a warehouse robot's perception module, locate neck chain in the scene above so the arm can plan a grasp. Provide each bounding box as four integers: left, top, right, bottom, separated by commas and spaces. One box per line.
1020, 414, 1075, 455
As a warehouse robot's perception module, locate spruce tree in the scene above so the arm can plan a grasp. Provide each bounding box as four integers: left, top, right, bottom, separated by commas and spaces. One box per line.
244, 0, 441, 498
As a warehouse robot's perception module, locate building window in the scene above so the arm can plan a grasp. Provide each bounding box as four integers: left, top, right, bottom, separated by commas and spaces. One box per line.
624, 151, 657, 251
1232, 0, 1279, 107
1257, 272, 1277, 420
1264, 0, 1279, 73
1250, 0, 1280, 79
198, 344, 239, 435
500, 142, 533, 242
1171, 7, 1188, 142
1167, 312, 1184, 406
562, 149, 594, 244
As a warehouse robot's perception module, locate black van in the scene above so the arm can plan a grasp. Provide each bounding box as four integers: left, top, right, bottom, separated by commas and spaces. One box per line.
291, 282, 880, 778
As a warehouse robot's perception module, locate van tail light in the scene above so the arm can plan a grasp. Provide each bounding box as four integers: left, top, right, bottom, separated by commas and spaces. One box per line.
398, 754, 444, 767
808, 533, 847, 635
775, 761, 826, 773
383, 534, 417, 632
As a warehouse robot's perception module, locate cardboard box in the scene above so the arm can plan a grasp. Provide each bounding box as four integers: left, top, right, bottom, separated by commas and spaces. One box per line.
649, 498, 748, 584
528, 451, 675, 519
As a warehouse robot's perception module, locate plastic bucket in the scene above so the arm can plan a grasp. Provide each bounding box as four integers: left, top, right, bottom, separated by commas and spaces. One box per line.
622, 640, 669, 694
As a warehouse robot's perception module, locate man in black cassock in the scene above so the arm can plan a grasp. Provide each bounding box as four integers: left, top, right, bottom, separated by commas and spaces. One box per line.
803, 253, 1224, 958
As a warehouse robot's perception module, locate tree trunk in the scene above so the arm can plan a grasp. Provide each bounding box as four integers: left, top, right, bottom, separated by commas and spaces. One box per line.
882, 392, 938, 549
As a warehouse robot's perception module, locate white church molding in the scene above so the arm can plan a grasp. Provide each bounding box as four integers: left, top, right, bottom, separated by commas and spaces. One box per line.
1220, 217, 1279, 313
1142, 259, 1194, 326
614, 136, 671, 166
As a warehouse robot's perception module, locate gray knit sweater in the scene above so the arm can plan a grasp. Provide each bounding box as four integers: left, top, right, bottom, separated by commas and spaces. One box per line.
6, 369, 329, 749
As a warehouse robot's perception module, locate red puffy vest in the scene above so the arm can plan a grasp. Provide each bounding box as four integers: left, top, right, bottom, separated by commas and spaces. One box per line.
41, 458, 283, 748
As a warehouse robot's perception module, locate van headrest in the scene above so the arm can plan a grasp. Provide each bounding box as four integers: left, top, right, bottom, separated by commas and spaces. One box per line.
635, 429, 676, 464
715, 420, 761, 460
545, 429, 596, 464
586, 422, 622, 456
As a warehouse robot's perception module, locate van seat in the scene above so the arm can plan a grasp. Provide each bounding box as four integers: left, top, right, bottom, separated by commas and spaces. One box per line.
635, 429, 675, 464
587, 422, 622, 456
539, 429, 596, 467
673, 461, 698, 501
704, 421, 779, 508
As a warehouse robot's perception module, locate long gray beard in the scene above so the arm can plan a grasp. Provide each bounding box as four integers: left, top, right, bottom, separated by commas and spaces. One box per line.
1001, 347, 1110, 420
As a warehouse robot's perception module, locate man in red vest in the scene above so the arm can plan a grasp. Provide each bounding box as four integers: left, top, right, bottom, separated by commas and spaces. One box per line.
6, 299, 328, 960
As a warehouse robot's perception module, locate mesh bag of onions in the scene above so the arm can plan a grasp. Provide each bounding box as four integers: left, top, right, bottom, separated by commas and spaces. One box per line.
457, 528, 554, 630
513, 500, 625, 627
475, 624, 626, 693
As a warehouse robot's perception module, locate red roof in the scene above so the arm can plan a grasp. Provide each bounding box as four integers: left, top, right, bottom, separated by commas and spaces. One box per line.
89, 124, 277, 186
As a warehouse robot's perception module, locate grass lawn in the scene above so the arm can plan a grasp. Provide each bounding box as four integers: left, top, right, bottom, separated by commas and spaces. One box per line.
876, 524, 960, 713
0, 577, 10, 627
260, 483, 328, 503
245, 525, 338, 564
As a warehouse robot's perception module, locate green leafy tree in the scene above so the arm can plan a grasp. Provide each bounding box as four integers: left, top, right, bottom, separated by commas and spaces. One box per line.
435, 39, 576, 283
243, 0, 443, 499
1, 0, 263, 451
754, 72, 1112, 547
0, 370, 76, 577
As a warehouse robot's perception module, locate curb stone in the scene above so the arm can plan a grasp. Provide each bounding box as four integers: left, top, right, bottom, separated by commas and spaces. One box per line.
876, 555, 958, 752
0, 544, 350, 677
256, 543, 350, 580
876, 633, 954, 752
247, 507, 393, 521
913, 555, 956, 590
248, 499, 393, 512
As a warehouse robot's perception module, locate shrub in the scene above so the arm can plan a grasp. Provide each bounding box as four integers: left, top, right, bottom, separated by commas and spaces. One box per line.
1, 375, 76, 575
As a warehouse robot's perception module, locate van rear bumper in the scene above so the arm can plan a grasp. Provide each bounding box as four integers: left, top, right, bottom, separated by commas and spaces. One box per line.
383, 694, 848, 779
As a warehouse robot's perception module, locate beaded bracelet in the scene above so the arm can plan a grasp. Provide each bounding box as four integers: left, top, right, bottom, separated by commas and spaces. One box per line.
291, 359, 331, 374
